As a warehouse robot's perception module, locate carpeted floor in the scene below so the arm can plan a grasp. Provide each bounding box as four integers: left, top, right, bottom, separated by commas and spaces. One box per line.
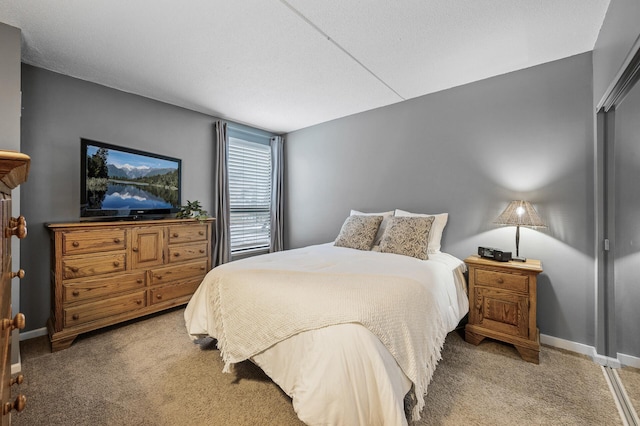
12, 308, 625, 425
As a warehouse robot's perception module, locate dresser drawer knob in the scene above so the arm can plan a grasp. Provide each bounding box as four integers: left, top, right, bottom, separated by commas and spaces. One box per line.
136, 299, 143, 305
199, 230, 204, 235
173, 233, 179, 238
113, 261, 120, 267
11, 269, 25, 279
156, 294, 162, 299
137, 279, 143, 284
7, 216, 27, 239
200, 266, 205, 270
497, 278, 504, 284
5, 220, 27, 239
173, 252, 180, 257
132, 247, 139, 252
10, 374, 24, 387
9, 216, 26, 228
114, 238, 121, 244
72, 241, 80, 247
2, 313, 25, 331
3, 394, 26, 415
70, 266, 79, 273
156, 275, 163, 280
199, 249, 205, 253
72, 290, 80, 297
72, 314, 80, 320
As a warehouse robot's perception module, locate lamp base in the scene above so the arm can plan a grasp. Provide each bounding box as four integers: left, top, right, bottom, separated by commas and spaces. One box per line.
512, 256, 527, 262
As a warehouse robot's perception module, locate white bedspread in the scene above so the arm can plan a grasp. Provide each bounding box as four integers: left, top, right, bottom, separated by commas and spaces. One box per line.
185, 243, 468, 425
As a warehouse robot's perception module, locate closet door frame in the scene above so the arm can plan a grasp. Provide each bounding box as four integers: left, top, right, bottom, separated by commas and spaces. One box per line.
595, 36, 640, 360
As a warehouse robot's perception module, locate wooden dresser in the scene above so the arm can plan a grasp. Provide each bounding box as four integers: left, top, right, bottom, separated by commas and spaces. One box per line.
0, 151, 29, 424
47, 218, 214, 351
464, 255, 543, 363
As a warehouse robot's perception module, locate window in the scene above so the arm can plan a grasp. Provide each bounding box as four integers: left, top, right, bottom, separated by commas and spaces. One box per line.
228, 136, 272, 256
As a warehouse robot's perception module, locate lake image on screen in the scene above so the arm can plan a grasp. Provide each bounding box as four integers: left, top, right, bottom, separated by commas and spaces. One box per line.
85, 146, 179, 211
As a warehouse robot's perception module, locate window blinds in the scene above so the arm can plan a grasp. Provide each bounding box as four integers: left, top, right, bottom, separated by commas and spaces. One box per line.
228, 137, 272, 254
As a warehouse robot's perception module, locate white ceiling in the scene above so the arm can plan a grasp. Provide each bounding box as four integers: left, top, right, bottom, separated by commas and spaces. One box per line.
0, 0, 610, 134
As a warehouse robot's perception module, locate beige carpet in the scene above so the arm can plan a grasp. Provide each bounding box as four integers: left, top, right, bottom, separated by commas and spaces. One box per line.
12, 308, 624, 425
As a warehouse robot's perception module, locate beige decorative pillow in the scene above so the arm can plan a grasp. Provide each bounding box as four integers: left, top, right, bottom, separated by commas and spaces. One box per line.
395, 209, 448, 253
350, 209, 394, 247
378, 216, 435, 260
334, 215, 383, 251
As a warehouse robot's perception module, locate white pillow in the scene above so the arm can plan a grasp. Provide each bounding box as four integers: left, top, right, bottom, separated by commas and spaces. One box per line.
351, 210, 394, 247
394, 209, 448, 253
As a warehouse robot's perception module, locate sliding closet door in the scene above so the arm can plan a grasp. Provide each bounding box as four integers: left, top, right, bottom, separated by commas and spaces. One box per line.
609, 66, 640, 416
613, 77, 640, 363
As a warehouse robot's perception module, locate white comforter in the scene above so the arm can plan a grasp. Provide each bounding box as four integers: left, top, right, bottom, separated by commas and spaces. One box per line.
185, 243, 468, 426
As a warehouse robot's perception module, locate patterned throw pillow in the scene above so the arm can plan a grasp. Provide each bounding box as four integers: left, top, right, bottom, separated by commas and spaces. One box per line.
334, 215, 383, 251
378, 216, 435, 260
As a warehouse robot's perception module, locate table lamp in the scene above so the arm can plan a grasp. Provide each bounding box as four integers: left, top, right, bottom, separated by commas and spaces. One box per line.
494, 200, 546, 262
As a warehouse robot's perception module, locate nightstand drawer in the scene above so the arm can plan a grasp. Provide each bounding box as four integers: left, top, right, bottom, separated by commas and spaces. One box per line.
475, 269, 529, 293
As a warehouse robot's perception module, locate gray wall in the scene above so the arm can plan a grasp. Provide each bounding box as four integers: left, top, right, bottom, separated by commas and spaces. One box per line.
19, 65, 217, 332
285, 53, 596, 346
592, 0, 640, 107
0, 23, 21, 149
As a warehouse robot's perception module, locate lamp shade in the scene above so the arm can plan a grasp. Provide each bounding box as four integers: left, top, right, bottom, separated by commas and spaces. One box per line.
494, 200, 546, 228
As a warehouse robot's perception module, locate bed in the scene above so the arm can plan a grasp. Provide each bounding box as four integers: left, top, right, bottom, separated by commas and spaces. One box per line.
184, 210, 469, 426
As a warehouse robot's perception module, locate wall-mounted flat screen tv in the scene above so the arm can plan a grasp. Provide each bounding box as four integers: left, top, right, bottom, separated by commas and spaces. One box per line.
80, 138, 181, 220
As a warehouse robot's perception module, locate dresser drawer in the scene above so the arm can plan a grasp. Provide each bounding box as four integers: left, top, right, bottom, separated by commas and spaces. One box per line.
64, 290, 146, 328
167, 242, 208, 263
150, 279, 201, 306
63, 252, 126, 279
474, 268, 529, 293
168, 224, 208, 244
149, 260, 208, 285
62, 229, 126, 255
63, 272, 146, 304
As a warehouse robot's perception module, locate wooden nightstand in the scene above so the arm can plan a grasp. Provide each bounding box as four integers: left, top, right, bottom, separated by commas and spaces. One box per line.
464, 255, 543, 363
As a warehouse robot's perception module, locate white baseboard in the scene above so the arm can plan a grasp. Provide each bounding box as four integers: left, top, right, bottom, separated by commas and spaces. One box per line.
618, 352, 640, 369
18, 327, 48, 341
540, 333, 640, 368
11, 354, 21, 375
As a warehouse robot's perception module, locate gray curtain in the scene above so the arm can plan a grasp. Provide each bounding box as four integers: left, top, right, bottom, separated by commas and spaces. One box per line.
269, 135, 284, 252
213, 120, 231, 266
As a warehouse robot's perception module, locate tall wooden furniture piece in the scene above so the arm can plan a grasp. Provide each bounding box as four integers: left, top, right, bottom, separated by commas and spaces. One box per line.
464, 255, 543, 363
0, 151, 29, 424
47, 218, 214, 351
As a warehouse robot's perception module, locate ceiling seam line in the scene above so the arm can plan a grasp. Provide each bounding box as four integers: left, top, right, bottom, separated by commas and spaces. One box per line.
278, 0, 405, 101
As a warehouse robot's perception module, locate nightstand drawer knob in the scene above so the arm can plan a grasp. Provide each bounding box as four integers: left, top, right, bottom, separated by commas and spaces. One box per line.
10, 374, 24, 387
3, 394, 26, 414
497, 278, 504, 284
72, 290, 80, 297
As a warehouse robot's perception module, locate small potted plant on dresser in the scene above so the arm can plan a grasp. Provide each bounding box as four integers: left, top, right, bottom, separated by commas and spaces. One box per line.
176, 200, 209, 222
